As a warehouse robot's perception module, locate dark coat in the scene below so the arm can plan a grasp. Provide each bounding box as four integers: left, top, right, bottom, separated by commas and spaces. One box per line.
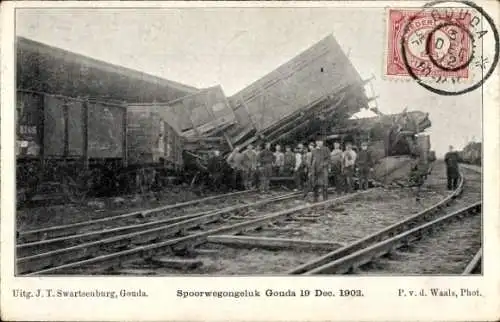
258, 149, 275, 166
312, 146, 331, 186
357, 149, 374, 169
444, 151, 460, 178
207, 155, 225, 174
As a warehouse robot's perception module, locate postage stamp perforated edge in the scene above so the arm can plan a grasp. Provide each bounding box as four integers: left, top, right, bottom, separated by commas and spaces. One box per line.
381, 6, 477, 84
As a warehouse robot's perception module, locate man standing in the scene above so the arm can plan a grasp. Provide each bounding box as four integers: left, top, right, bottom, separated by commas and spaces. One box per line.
258, 142, 274, 193
207, 150, 224, 192
444, 145, 460, 190
356, 141, 374, 190
273, 144, 285, 176
284, 146, 296, 176
342, 143, 357, 193
293, 146, 303, 191
227, 147, 246, 190
311, 139, 331, 202
242, 144, 258, 190
302, 142, 316, 200
330, 141, 343, 193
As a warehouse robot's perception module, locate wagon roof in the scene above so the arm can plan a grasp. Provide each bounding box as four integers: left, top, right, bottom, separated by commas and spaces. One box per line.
228, 34, 364, 106
17, 36, 198, 103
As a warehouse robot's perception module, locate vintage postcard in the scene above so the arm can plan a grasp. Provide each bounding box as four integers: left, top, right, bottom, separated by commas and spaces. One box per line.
1, 1, 499, 321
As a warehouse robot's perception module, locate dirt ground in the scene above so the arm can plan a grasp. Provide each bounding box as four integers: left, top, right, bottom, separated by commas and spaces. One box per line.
360, 165, 482, 275
360, 215, 481, 275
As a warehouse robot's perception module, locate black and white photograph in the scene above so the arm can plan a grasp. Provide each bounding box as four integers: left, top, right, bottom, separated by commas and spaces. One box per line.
13, 3, 492, 276
2, 1, 499, 321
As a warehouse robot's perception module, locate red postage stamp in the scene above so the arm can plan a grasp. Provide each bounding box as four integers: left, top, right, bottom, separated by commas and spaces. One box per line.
386, 8, 474, 79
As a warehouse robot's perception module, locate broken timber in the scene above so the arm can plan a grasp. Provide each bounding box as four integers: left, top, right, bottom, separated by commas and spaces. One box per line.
207, 235, 344, 251
150, 257, 203, 269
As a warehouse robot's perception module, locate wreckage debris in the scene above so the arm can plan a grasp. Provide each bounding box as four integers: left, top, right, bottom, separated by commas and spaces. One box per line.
16, 33, 434, 206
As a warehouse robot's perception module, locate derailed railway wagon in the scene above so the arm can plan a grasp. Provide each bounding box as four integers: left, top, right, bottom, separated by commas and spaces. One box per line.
130, 86, 238, 172
227, 34, 370, 148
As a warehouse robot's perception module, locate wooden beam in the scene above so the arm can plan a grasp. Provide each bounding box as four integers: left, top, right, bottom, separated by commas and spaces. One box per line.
190, 248, 219, 256
150, 257, 203, 269
207, 235, 344, 251
269, 176, 295, 181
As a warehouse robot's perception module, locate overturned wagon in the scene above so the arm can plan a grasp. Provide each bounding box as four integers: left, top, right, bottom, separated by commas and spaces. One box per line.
131, 86, 238, 173
227, 34, 371, 148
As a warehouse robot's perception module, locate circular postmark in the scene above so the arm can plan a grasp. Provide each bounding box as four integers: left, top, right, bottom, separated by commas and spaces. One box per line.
400, 0, 499, 95
425, 21, 475, 72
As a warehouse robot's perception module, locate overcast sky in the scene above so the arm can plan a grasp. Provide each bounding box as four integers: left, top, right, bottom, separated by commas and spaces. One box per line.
16, 8, 483, 156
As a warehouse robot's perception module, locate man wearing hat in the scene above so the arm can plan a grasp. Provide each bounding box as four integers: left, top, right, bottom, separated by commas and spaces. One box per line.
342, 142, 357, 193
258, 142, 275, 193
330, 141, 343, 193
302, 142, 315, 199
227, 146, 246, 190
242, 143, 258, 190
357, 141, 374, 190
293, 145, 303, 191
311, 138, 331, 202
444, 145, 460, 190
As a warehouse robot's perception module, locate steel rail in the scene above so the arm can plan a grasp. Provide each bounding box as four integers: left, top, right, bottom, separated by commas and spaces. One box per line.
25, 190, 369, 275
462, 247, 482, 275
459, 163, 481, 173
287, 171, 467, 274
303, 202, 482, 274
17, 192, 298, 258
18, 189, 257, 242
17, 191, 302, 273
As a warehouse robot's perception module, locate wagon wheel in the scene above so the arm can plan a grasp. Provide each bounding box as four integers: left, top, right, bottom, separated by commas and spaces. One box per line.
61, 170, 94, 204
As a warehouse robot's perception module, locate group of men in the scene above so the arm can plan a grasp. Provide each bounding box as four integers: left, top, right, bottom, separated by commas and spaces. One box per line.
227, 139, 375, 202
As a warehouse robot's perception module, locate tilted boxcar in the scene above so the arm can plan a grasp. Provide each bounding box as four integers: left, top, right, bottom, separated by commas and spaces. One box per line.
164, 85, 236, 139
228, 34, 369, 147
130, 86, 237, 169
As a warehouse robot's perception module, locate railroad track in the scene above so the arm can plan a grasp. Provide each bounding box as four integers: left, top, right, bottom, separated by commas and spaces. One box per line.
20, 164, 481, 276
17, 190, 302, 259
462, 247, 482, 275
18, 189, 259, 242
290, 165, 481, 275
18, 187, 350, 275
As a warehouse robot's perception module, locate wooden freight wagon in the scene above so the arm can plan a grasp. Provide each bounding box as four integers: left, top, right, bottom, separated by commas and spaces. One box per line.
126, 105, 184, 170
16, 90, 128, 202
166, 85, 236, 139
228, 34, 369, 147
17, 36, 198, 104
130, 85, 236, 157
